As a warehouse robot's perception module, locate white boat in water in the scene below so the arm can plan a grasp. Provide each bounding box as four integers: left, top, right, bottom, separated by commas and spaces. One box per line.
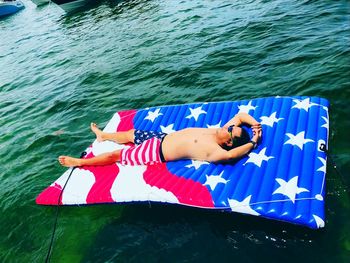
50, 0, 94, 12
0, 0, 24, 17
31, 0, 50, 6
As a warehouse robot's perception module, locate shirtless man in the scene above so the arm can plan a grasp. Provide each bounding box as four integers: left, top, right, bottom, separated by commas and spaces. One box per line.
58, 112, 262, 167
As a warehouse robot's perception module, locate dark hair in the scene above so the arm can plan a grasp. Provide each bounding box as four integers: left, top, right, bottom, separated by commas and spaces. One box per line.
222, 127, 250, 151
233, 127, 250, 147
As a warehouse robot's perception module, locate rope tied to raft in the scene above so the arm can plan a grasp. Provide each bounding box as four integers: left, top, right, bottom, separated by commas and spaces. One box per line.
319, 143, 350, 196
45, 151, 87, 263
45, 112, 140, 262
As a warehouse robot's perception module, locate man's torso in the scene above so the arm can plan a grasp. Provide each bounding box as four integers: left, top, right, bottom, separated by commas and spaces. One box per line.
162, 128, 224, 162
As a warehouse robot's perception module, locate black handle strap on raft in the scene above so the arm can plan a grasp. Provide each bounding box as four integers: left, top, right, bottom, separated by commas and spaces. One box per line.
45, 151, 87, 263
319, 143, 350, 196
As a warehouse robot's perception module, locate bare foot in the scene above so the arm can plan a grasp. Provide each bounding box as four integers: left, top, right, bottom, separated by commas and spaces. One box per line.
58, 156, 82, 167
90, 123, 104, 142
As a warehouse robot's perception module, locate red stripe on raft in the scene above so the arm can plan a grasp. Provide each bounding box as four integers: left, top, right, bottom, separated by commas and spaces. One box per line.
84, 164, 120, 204
36, 183, 63, 205
117, 110, 136, 132
143, 163, 214, 208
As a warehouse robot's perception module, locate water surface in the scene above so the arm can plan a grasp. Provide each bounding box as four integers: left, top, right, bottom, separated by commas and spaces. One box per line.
0, 0, 349, 262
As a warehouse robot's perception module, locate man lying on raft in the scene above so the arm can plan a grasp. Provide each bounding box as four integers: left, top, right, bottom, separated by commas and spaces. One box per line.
58, 113, 262, 167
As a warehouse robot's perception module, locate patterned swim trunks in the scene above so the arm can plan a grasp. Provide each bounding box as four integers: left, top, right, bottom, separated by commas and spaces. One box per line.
134, 130, 167, 145
120, 130, 167, 166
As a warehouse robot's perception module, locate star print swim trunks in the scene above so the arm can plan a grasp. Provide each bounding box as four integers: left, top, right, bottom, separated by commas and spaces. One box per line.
133, 130, 167, 145
119, 130, 167, 165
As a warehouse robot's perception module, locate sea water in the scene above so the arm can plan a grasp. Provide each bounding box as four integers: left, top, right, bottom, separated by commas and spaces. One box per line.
0, 0, 349, 262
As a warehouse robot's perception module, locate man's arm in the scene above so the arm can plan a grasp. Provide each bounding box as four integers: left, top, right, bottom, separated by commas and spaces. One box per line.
224, 113, 260, 128
209, 128, 262, 162
208, 143, 255, 162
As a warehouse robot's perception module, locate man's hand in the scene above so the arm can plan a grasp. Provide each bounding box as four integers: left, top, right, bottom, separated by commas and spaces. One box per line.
224, 113, 261, 128
251, 122, 261, 130
252, 125, 262, 144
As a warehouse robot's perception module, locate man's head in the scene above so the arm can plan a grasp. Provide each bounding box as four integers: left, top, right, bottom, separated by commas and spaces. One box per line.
221, 125, 250, 150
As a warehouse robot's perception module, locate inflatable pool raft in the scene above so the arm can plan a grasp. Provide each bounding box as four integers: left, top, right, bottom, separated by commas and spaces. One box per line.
36, 96, 329, 229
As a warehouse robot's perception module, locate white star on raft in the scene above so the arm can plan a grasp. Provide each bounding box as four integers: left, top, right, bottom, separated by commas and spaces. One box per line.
317, 157, 327, 173
313, 215, 325, 228
292, 98, 318, 112
207, 121, 222, 129
244, 147, 274, 167
272, 176, 309, 203
204, 171, 229, 191
238, 101, 256, 113
260, 112, 283, 127
321, 116, 329, 130
228, 195, 260, 216
145, 108, 163, 122
186, 106, 207, 121
160, 123, 176, 134
185, 160, 209, 169
284, 131, 314, 150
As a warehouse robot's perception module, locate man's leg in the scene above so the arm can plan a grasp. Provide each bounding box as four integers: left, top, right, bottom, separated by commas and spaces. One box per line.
91, 123, 135, 144
58, 150, 121, 167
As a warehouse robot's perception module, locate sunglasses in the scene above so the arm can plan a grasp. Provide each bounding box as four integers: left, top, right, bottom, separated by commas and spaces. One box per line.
227, 125, 237, 145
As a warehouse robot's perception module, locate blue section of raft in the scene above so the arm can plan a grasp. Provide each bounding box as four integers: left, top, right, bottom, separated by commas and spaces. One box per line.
133, 96, 329, 229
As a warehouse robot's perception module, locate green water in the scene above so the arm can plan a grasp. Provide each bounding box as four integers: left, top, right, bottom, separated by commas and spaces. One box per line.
1, 0, 349, 262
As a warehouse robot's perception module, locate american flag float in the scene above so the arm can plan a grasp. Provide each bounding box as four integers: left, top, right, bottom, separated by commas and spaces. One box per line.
36, 96, 329, 229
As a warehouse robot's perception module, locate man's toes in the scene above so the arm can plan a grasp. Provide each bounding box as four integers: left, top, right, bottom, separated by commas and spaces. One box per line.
58, 156, 65, 164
